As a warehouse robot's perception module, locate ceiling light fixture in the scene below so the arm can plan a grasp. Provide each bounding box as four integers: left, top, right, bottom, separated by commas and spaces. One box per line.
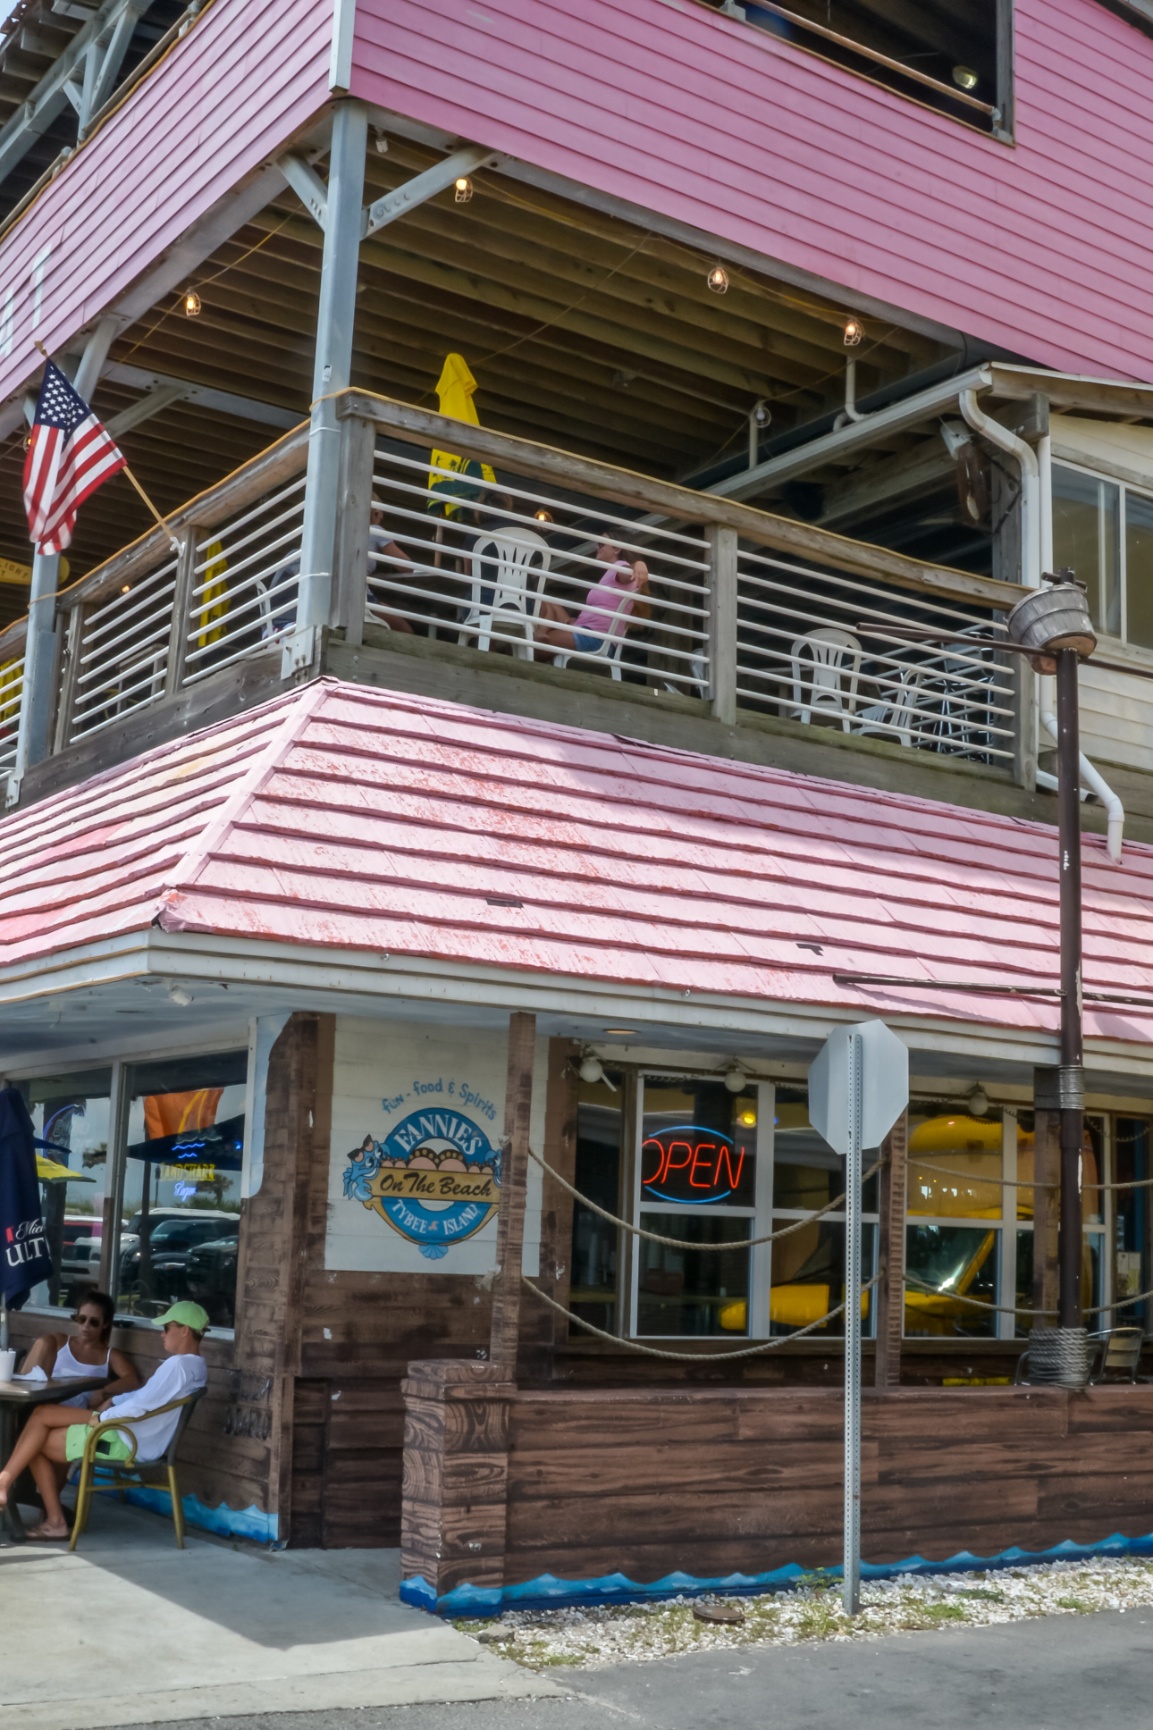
722, 1060, 747, 1094
454, 176, 474, 203
842, 316, 864, 347
967, 1082, 989, 1118
577, 1046, 617, 1090
952, 64, 979, 90
603, 1027, 638, 1037
534, 508, 554, 524
707, 264, 730, 295
182, 289, 202, 317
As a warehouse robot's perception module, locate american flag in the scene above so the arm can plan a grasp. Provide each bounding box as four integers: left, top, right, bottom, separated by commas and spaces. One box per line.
23, 361, 125, 555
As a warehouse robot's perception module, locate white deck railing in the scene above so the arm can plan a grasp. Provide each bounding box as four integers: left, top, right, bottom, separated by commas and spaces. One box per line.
0, 393, 1027, 786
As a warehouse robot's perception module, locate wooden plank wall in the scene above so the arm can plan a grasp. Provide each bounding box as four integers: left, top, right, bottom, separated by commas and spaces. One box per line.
504, 1385, 1153, 1588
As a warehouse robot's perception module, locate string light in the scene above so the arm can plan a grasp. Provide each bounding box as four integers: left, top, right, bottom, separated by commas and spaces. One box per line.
952, 65, 979, 90
707, 264, 730, 294
454, 176, 473, 203
843, 315, 864, 346
182, 289, 202, 317
533, 508, 554, 523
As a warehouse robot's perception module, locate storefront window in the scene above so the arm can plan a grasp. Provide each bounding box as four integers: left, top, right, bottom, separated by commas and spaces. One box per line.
771, 1086, 877, 1338
635, 1076, 759, 1337
20, 1070, 112, 1309
116, 1053, 246, 1326
906, 1102, 1005, 1338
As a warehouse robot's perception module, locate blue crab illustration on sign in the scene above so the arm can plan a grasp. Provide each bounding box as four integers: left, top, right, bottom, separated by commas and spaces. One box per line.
342, 1106, 501, 1260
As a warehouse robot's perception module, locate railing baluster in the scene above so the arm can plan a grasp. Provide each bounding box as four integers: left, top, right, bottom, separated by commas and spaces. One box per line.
707, 524, 738, 726
52, 605, 84, 754
165, 530, 199, 696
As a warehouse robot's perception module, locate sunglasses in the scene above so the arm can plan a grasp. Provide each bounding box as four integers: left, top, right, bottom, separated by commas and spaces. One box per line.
72, 1314, 103, 1328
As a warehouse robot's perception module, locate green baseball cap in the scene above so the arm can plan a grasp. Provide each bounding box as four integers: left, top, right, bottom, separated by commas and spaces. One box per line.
156, 1301, 209, 1333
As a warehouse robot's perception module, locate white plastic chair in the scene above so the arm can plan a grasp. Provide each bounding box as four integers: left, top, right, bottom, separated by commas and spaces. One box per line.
552, 598, 633, 680
853, 662, 925, 747
460, 527, 550, 658
786, 626, 862, 728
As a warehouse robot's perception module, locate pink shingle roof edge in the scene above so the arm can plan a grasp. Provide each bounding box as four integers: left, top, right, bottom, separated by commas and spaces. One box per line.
3, 676, 1152, 1043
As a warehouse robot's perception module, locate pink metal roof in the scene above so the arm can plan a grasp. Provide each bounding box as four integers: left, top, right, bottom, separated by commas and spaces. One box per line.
3, 677, 1152, 1044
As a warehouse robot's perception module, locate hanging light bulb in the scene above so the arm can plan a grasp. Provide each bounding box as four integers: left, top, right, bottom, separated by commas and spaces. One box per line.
534, 508, 554, 524
182, 288, 202, 318
967, 1082, 989, 1118
843, 315, 864, 347
952, 64, 979, 90
722, 1060, 747, 1094
579, 1051, 605, 1085
707, 264, 729, 295
454, 176, 474, 204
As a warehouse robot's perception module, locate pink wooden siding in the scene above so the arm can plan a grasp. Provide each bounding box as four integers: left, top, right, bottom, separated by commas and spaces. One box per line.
1, 677, 1151, 1051
0, 0, 330, 407
351, 0, 1153, 380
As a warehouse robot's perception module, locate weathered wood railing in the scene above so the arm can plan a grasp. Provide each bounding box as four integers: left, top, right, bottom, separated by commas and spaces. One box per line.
0, 391, 1029, 793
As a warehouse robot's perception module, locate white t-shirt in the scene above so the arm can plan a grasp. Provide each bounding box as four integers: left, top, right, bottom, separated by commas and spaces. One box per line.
97, 1352, 207, 1461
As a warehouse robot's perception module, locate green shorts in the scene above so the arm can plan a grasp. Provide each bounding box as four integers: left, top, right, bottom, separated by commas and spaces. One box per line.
64, 1424, 133, 1464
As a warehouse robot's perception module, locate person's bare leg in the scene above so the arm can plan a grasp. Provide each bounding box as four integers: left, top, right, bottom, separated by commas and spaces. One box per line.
0, 1406, 78, 1507
27, 1435, 70, 1535
533, 602, 578, 655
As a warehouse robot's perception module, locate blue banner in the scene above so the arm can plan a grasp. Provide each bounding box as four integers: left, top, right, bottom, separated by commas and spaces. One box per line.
0, 1085, 52, 1307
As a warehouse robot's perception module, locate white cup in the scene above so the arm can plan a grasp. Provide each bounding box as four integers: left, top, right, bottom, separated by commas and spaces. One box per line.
0, 1349, 15, 1382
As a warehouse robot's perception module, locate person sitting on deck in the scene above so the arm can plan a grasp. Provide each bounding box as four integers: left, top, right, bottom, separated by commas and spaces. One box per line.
0, 1301, 208, 1541
20, 1288, 139, 1409
534, 537, 650, 660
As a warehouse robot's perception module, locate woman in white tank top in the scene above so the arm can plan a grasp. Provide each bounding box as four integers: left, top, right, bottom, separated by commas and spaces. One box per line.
21, 1291, 140, 1409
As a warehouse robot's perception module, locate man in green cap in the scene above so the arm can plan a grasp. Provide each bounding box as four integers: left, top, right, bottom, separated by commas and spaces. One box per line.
0, 1301, 209, 1539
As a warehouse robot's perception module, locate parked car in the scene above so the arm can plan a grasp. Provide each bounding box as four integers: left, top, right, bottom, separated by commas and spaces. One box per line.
186, 1235, 239, 1327
119, 1213, 240, 1313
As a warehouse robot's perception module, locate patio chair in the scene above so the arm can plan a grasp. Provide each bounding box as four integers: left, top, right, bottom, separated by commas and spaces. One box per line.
68, 1390, 204, 1551
853, 662, 926, 748
1088, 1326, 1143, 1384
551, 599, 632, 680
786, 626, 862, 729
459, 527, 550, 657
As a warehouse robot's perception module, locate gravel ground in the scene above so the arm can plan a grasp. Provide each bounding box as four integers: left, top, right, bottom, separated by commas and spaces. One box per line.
456, 1556, 1153, 1670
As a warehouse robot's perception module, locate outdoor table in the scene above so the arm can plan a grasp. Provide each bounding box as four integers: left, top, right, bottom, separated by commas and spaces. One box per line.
0, 1374, 107, 1543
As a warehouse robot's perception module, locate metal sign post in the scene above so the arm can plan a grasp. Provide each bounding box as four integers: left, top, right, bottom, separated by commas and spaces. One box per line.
809, 1020, 909, 1617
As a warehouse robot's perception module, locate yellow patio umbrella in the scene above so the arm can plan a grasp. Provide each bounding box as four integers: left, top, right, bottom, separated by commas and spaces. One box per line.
427, 353, 496, 517
36, 1152, 95, 1183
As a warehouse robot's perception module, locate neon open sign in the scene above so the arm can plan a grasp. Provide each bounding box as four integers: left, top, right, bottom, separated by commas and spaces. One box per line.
641, 1125, 755, 1206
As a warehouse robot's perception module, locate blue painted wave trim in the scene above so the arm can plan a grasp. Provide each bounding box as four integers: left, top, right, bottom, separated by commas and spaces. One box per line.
123, 1485, 278, 1544
402, 1530, 1153, 1617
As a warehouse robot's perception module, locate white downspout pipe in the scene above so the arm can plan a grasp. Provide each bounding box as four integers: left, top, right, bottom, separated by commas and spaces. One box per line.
1037, 713, 1124, 863
959, 391, 1124, 862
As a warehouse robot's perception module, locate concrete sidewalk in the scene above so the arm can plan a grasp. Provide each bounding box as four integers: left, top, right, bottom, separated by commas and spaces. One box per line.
0, 1501, 556, 1730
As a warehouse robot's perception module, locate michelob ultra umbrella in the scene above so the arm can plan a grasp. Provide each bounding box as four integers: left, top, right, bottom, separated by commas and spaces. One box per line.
0, 1085, 53, 1346
427, 353, 496, 516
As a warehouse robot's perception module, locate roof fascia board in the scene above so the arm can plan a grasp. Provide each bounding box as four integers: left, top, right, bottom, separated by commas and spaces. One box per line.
988, 362, 1153, 418
710, 365, 993, 500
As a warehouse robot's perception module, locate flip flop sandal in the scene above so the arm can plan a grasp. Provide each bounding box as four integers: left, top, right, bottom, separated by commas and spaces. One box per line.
25, 1523, 69, 1541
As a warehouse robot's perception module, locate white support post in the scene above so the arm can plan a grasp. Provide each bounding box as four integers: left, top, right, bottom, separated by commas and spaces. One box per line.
284, 100, 368, 677
843, 1029, 863, 1618
10, 315, 120, 788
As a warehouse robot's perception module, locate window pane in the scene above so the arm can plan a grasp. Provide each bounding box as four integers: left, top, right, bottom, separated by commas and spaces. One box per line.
570, 1073, 622, 1335
905, 1222, 997, 1337
1114, 1117, 1151, 1326
641, 1077, 758, 1208
1125, 493, 1153, 649
770, 1218, 876, 1338
1053, 466, 1120, 636
775, 1084, 878, 1214
908, 1103, 1004, 1220
118, 1053, 246, 1326
636, 1212, 750, 1337
21, 1071, 112, 1310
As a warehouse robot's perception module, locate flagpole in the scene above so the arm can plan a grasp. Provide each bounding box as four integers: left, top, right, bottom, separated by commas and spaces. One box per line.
120, 463, 182, 555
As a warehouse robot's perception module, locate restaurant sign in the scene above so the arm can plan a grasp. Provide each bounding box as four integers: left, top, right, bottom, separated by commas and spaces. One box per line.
640, 1125, 755, 1207
342, 1094, 501, 1260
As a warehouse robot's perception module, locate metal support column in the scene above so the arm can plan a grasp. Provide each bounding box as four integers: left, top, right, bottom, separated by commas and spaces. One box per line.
11, 316, 120, 790
843, 1028, 862, 1618
286, 100, 368, 676
1055, 646, 1085, 1329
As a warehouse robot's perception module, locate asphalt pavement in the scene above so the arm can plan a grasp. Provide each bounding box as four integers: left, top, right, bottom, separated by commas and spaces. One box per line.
104, 1605, 1153, 1730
